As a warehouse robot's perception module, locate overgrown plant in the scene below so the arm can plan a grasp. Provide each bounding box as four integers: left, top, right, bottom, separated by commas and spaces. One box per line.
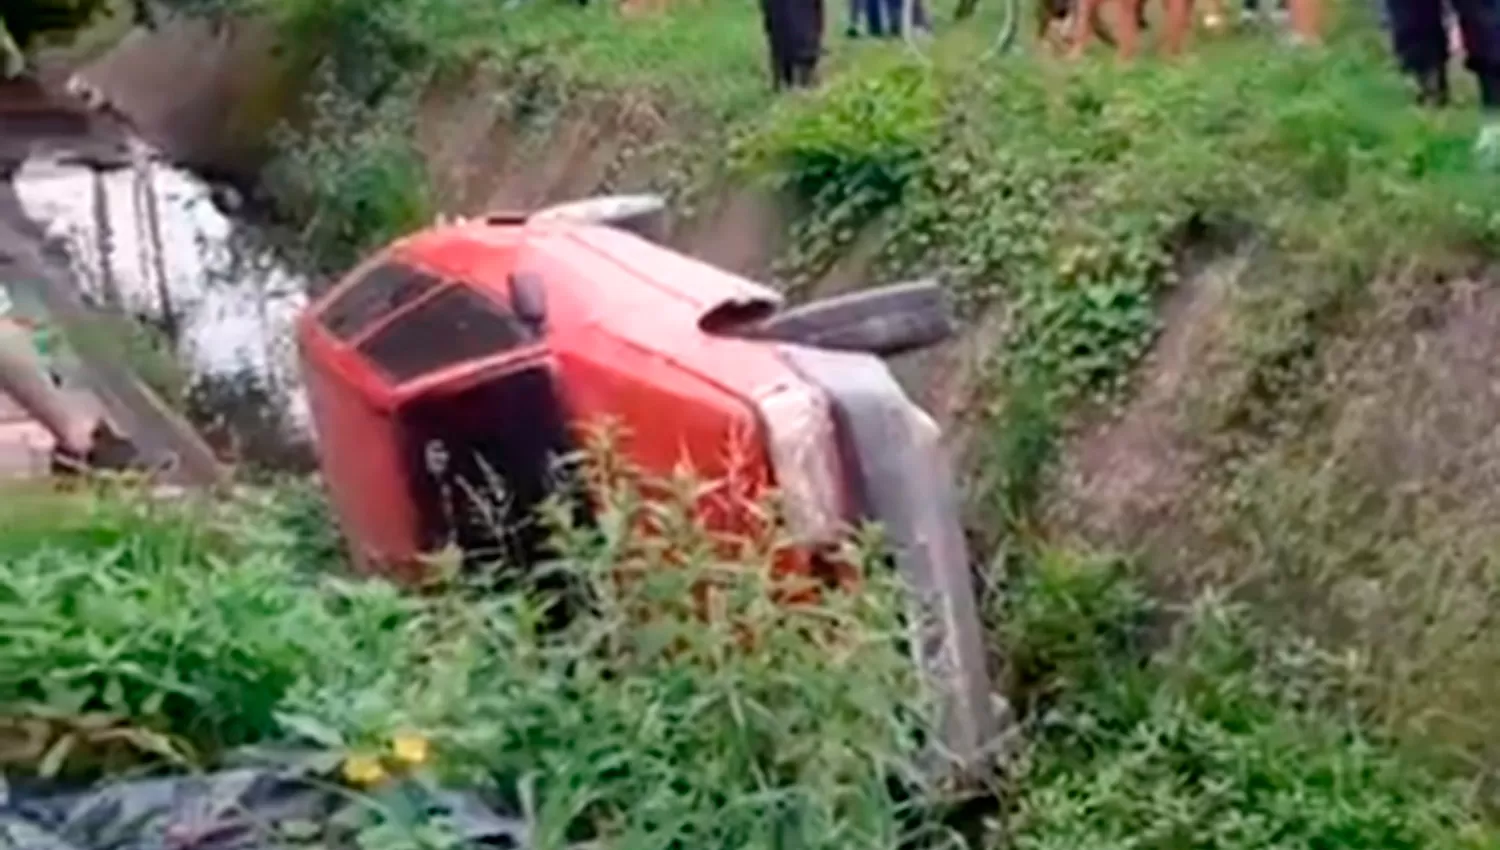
279, 444, 944, 849
0, 455, 943, 847
266, 80, 434, 275
0, 484, 412, 771
1001, 551, 1499, 850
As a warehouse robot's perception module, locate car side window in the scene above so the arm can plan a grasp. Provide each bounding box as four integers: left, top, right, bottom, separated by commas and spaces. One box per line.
356, 283, 538, 383
321, 262, 442, 341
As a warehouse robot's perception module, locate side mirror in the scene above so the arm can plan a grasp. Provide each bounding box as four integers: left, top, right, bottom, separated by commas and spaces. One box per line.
508, 272, 547, 331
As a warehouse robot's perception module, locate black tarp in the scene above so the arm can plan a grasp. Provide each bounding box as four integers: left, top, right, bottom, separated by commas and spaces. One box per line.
0, 769, 528, 850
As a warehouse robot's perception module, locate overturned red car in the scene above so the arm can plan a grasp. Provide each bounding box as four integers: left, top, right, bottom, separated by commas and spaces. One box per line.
295, 196, 1001, 780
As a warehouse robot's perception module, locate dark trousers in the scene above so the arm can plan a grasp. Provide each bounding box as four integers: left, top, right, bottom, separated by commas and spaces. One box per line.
761, 0, 825, 89
1388, 0, 1500, 107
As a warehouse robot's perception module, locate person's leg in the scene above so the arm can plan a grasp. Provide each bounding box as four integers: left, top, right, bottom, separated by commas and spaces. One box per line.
886, 0, 928, 32
1067, 0, 1104, 56
775, 54, 795, 89
807, 0, 827, 80
0, 17, 24, 80
759, 0, 790, 89
778, 0, 823, 86
129, 0, 157, 28
1452, 0, 1500, 108
1286, 0, 1320, 42
1388, 0, 1450, 103
1162, 0, 1193, 54
882, 0, 906, 34
0, 319, 95, 455
913, 0, 931, 30
1111, 0, 1142, 57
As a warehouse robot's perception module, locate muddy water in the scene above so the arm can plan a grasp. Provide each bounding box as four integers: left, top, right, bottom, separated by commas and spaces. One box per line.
10, 140, 314, 468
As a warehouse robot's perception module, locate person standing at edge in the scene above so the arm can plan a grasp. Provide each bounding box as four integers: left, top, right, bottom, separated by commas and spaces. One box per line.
1386, 0, 1500, 159
1, 17, 25, 79
759, 0, 826, 89
863, 0, 929, 38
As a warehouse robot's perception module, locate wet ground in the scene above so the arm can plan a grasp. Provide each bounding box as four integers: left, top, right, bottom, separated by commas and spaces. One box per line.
0, 74, 312, 473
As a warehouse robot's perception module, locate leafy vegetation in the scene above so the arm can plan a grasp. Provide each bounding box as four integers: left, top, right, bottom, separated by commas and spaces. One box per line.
2, 477, 1493, 848
0, 464, 939, 848
1002, 552, 1499, 849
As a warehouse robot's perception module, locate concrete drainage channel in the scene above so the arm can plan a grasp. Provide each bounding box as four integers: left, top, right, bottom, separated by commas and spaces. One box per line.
0, 75, 312, 477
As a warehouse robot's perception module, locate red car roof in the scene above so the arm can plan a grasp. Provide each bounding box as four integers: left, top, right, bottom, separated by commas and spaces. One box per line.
302, 219, 804, 409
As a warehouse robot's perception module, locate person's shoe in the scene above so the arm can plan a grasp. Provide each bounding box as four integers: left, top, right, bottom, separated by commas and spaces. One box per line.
1474, 119, 1500, 170
1280, 26, 1322, 49
51, 423, 143, 476
1417, 69, 1451, 108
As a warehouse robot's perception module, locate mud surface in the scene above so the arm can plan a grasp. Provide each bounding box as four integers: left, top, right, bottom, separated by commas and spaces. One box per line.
1048, 251, 1245, 545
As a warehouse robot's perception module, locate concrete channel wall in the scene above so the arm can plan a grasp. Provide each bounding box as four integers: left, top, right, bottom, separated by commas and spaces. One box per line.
0, 75, 225, 487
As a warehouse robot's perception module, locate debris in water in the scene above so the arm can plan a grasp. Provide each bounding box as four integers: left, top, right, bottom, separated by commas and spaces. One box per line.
11, 145, 312, 454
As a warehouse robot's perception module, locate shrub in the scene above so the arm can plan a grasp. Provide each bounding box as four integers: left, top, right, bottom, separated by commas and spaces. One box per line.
0, 463, 939, 847
0, 486, 412, 767
1002, 552, 1499, 850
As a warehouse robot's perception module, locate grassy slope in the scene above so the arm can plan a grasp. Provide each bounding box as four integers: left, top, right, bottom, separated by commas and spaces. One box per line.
37, 0, 1500, 845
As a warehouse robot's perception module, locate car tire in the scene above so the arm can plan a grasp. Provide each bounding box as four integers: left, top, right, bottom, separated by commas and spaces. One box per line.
748, 280, 955, 357
776, 345, 1005, 788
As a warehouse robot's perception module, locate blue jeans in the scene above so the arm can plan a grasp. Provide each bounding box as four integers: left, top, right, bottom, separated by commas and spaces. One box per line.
853, 0, 928, 35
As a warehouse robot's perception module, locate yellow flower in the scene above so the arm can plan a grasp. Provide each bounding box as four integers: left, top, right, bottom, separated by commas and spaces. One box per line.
390, 731, 431, 767
341, 753, 388, 787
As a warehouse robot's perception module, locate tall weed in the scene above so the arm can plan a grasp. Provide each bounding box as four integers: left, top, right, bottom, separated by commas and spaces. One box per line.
0, 485, 411, 768
281, 458, 939, 849
0, 465, 939, 847
1002, 551, 1498, 850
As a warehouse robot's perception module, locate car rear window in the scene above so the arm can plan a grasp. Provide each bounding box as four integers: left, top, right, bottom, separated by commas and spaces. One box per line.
357, 284, 537, 383
321, 262, 441, 340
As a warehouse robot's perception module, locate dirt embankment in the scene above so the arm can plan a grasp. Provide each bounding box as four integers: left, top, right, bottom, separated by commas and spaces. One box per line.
68, 16, 294, 181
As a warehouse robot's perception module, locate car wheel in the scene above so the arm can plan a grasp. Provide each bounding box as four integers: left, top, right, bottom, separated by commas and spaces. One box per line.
777, 345, 1006, 788
747, 280, 956, 357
